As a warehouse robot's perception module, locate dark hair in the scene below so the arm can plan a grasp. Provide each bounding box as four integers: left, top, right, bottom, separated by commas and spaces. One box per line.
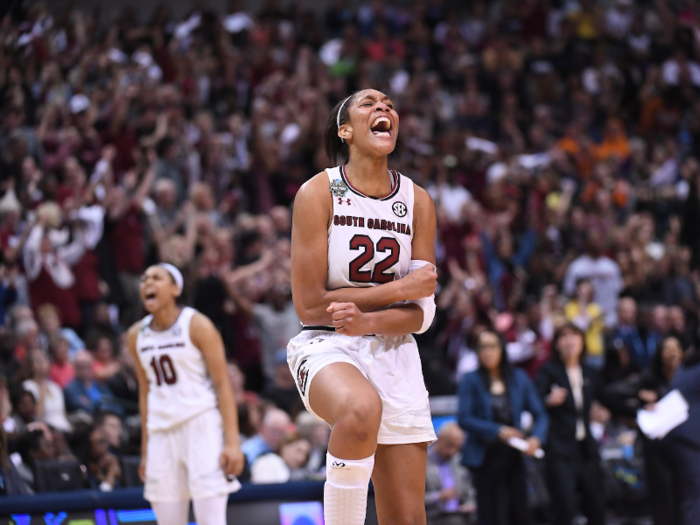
156, 136, 175, 158
550, 323, 587, 363
476, 329, 512, 387
324, 93, 357, 164
650, 335, 683, 380
12, 388, 36, 408
575, 277, 591, 289
94, 410, 122, 427
17, 429, 45, 465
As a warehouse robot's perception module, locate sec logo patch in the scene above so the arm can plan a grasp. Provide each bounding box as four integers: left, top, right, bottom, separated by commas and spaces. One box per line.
392, 201, 407, 217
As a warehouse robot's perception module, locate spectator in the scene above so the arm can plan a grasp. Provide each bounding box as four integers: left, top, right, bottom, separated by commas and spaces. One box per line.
241, 408, 291, 465
0, 425, 30, 495
16, 425, 55, 492
22, 203, 85, 330
261, 350, 303, 416
564, 278, 604, 367
563, 229, 623, 327
95, 411, 124, 456
82, 426, 121, 491
106, 154, 158, 327
14, 318, 41, 363
604, 297, 650, 382
89, 336, 120, 383
36, 304, 84, 360
11, 390, 38, 434
22, 349, 71, 433
536, 323, 636, 525
639, 335, 684, 525
64, 350, 114, 416
0, 328, 20, 385
650, 349, 700, 525
105, 339, 139, 416
226, 259, 301, 385
250, 432, 311, 484
47, 336, 74, 389
425, 422, 476, 525
458, 330, 548, 525
295, 410, 330, 476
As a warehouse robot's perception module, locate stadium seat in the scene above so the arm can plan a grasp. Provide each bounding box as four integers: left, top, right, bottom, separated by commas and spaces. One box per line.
121, 456, 144, 487
34, 460, 84, 493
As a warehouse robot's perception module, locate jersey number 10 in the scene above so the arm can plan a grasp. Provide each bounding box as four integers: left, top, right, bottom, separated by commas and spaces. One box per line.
349, 235, 400, 283
150, 354, 178, 385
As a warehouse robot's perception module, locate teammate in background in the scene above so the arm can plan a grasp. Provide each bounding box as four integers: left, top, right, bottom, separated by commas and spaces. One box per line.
289, 89, 438, 525
127, 264, 244, 525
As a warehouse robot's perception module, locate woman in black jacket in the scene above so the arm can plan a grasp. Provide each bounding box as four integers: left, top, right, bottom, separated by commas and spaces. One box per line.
535, 323, 636, 525
640, 336, 685, 525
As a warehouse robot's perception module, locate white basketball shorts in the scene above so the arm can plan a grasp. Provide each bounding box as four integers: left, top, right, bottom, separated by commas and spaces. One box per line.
144, 408, 242, 502
287, 329, 436, 446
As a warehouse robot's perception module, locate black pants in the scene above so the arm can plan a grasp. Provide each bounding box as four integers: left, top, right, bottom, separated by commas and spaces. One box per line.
470, 443, 531, 525
644, 437, 681, 525
545, 442, 606, 525
657, 436, 700, 525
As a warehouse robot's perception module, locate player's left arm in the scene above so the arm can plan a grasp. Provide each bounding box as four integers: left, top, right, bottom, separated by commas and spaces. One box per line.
190, 312, 245, 478
330, 185, 437, 336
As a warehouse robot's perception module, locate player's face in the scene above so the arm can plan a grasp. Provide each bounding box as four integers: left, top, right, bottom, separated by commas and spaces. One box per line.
139, 266, 179, 313
342, 89, 399, 157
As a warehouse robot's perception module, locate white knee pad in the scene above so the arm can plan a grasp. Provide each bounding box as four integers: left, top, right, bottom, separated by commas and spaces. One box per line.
193, 495, 228, 525
326, 452, 375, 488
151, 500, 190, 525
324, 452, 375, 525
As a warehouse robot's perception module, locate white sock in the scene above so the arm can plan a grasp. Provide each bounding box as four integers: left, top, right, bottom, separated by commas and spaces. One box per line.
193, 494, 229, 525
151, 500, 189, 525
324, 452, 375, 525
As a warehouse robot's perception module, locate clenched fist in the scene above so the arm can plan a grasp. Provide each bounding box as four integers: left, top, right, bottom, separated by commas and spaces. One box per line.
327, 302, 372, 336
399, 264, 437, 301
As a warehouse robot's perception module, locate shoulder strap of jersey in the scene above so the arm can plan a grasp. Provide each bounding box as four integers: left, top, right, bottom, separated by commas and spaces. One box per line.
396, 171, 415, 210
326, 166, 341, 185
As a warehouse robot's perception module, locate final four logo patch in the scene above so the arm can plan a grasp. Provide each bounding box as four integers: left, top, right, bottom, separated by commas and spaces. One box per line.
330, 179, 349, 197
392, 201, 407, 217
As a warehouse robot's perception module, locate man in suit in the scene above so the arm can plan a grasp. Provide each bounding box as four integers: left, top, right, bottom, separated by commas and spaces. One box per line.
425, 423, 476, 525
655, 355, 700, 525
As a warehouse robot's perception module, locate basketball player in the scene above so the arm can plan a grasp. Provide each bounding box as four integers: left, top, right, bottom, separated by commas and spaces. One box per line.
127, 264, 244, 525
288, 89, 438, 525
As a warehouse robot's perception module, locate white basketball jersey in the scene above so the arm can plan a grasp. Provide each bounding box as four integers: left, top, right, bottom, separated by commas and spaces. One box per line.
326, 166, 414, 292
136, 307, 217, 432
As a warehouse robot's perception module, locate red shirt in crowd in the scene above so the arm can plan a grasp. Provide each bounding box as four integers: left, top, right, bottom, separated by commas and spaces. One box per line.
49, 361, 75, 389
109, 204, 144, 274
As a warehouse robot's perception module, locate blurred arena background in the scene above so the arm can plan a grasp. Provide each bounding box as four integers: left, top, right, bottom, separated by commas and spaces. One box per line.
2, 0, 700, 524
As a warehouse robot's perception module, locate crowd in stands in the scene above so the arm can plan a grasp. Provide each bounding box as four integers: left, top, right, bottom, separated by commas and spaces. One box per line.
1, 0, 700, 522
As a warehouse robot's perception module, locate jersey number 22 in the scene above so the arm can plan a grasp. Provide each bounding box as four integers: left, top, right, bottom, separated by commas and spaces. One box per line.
349, 235, 400, 283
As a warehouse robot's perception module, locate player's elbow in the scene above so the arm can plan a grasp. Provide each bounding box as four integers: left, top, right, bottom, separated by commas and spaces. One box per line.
295, 306, 323, 326
293, 296, 329, 326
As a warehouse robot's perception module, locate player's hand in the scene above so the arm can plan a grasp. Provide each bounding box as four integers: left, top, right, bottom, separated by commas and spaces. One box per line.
220, 444, 245, 478
327, 302, 371, 336
399, 264, 437, 301
138, 456, 146, 483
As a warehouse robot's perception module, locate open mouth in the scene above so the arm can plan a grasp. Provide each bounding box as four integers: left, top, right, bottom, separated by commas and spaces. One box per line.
144, 291, 157, 302
370, 116, 392, 137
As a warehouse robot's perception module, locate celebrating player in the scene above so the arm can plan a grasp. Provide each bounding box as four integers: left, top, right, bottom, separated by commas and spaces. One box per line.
127, 264, 244, 525
289, 89, 438, 525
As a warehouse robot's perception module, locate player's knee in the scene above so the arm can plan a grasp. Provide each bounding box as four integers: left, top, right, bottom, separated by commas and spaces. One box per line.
336, 395, 381, 442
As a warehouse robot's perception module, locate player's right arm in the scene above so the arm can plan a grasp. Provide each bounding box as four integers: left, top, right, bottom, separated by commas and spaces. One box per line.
291, 173, 436, 326
126, 322, 150, 483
